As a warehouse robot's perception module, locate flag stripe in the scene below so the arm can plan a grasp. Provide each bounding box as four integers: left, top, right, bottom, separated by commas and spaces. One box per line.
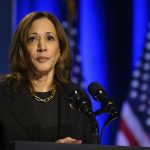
116, 26, 150, 147
116, 101, 150, 146
116, 130, 130, 146
120, 119, 139, 146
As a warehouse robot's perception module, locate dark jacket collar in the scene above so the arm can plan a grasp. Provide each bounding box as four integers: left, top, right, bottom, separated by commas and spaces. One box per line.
1, 83, 43, 140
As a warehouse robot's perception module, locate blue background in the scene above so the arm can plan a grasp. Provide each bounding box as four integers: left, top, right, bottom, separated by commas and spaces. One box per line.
0, 0, 150, 145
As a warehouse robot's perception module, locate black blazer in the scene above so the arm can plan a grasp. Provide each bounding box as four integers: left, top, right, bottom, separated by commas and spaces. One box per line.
0, 82, 94, 149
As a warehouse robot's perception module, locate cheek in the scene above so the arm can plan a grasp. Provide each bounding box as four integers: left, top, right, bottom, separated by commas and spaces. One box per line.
27, 47, 36, 60
27, 53, 34, 62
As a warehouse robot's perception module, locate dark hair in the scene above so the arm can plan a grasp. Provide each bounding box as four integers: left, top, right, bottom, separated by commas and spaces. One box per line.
4, 12, 72, 92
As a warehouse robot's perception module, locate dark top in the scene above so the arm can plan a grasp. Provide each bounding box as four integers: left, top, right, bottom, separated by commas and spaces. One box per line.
32, 91, 59, 142
0, 82, 95, 150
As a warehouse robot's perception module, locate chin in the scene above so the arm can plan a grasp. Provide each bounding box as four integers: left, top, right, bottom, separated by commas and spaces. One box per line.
35, 67, 53, 74
32, 63, 54, 74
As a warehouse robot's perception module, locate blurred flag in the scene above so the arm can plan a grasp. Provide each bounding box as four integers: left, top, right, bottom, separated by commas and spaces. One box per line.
61, 0, 84, 88
116, 24, 150, 147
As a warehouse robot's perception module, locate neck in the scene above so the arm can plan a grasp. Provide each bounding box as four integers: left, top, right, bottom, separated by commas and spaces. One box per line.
30, 71, 55, 92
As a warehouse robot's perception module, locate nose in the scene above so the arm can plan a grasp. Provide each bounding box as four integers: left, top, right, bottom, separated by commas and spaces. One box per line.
37, 38, 47, 52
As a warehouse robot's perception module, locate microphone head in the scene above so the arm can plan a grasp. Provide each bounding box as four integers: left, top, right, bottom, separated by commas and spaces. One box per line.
88, 82, 106, 101
63, 82, 83, 109
63, 82, 93, 117
102, 98, 118, 115
63, 82, 78, 96
88, 82, 118, 117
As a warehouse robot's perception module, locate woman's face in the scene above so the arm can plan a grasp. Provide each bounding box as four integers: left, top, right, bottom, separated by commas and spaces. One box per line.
27, 18, 60, 75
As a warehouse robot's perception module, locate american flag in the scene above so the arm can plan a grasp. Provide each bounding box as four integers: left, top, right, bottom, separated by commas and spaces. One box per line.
61, 0, 84, 88
116, 24, 150, 147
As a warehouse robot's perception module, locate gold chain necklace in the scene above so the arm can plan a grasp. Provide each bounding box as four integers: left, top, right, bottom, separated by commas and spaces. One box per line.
32, 85, 56, 103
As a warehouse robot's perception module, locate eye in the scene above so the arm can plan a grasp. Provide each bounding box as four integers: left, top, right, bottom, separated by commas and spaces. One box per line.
28, 36, 38, 43
46, 35, 54, 41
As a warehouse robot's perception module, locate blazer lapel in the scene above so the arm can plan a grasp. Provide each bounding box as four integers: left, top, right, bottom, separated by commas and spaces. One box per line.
6, 91, 42, 140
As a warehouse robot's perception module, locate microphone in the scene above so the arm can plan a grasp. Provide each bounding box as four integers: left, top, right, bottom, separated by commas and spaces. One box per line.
64, 82, 94, 118
88, 82, 118, 116
64, 82, 100, 144
104, 112, 118, 127
88, 82, 118, 143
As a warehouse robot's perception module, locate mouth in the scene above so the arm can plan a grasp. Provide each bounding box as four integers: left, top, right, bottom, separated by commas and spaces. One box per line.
36, 56, 50, 63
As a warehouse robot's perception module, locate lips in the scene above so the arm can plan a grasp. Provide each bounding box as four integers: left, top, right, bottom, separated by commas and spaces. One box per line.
36, 56, 50, 63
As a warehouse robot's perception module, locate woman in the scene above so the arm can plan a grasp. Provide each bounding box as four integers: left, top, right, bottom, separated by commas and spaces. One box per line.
0, 12, 94, 149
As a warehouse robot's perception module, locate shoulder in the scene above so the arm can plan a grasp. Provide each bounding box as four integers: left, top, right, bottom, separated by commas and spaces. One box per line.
0, 79, 9, 93
0, 79, 14, 96
0, 80, 14, 107
0, 75, 12, 93
0, 77, 19, 99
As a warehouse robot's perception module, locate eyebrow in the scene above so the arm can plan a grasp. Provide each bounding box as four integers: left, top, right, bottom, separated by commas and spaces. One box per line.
28, 32, 56, 35
45, 32, 55, 35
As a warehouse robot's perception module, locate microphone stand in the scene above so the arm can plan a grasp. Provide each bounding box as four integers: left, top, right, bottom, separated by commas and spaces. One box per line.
82, 107, 101, 144
90, 116, 100, 144
92, 108, 118, 144
86, 109, 104, 144
90, 108, 104, 144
